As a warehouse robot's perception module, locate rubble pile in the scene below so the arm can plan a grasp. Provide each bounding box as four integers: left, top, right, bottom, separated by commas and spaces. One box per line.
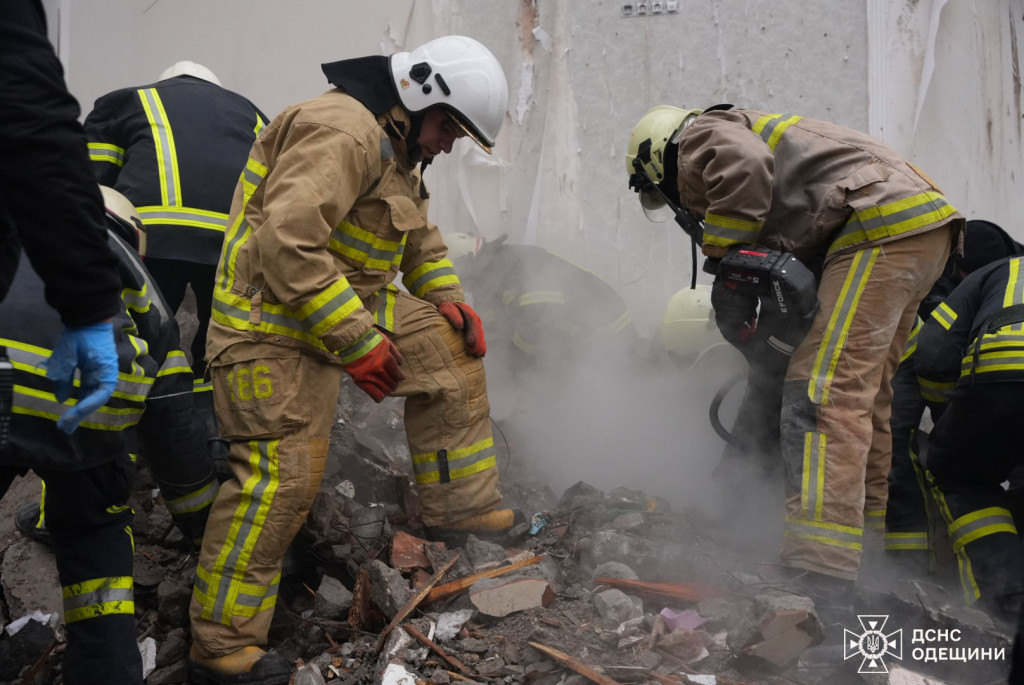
0, 382, 1015, 684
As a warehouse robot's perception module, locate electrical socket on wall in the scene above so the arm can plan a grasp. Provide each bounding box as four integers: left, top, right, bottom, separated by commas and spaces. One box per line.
622, 0, 677, 17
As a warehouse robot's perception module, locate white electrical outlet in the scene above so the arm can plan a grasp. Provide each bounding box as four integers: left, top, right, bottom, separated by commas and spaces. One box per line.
666, 0, 678, 11
621, 2, 634, 16
636, 2, 648, 15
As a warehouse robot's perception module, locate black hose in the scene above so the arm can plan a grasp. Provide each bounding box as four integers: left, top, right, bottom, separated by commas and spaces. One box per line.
709, 370, 747, 449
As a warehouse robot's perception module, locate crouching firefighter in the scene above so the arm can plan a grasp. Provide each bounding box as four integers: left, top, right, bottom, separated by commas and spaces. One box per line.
917, 253, 1024, 625
0, 186, 218, 685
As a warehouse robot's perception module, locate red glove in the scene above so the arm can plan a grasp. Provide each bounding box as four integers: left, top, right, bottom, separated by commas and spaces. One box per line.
437, 301, 487, 357
342, 334, 405, 402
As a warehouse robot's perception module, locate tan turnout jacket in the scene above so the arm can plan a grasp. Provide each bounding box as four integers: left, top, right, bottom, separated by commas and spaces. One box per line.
677, 109, 964, 266
207, 90, 464, 365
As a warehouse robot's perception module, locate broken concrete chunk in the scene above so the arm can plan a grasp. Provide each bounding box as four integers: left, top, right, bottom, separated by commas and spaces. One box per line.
139, 636, 157, 679
591, 561, 639, 584
589, 530, 660, 570
349, 504, 387, 542
593, 588, 644, 629
380, 660, 417, 685
735, 595, 823, 668
470, 576, 554, 617
0, 617, 54, 680
146, 660, 189, 685
156, 579, 191, 628
433, 608, 475, 642
155, 626, 188, 668
315, 575, 353, 620
464, 534, 508, 569
611, 511, 647, 531
658, 625, 710, 664
366, 559, 411, 619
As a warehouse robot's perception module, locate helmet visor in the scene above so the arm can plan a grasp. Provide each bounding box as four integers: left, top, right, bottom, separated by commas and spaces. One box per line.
444, 109, 493, 154
640, 187, 674, 223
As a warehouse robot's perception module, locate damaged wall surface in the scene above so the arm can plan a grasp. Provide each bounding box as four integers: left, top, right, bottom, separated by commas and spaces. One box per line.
52, 0, 1023, 333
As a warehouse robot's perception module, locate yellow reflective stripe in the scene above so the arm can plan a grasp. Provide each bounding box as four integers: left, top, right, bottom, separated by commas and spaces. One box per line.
62, 576, 134, 624
784, 515, 863, 551
751, 113, 803, 152
13, 384, 143, 430
137, 206, 230, 232
900, 316, 922, 363
960, 345, 1024, 377
931, 302, 957, 330
105, 503, 131, 514
218, 158, 267, 292
336, 329, 383, 364
411, 438, 497, 484
808, 247, 878, 404
403, 258, 460, 298
157, 350, 192, 377
136, 88, 181, 207
371, 285, 400, 332
293, 279, 363, 338
202, 439, 279, 625
948, 507, 1017, 550
330, 220, 406, 271
512, 331, 539, 355
0, 340, 154, 401
194, 568, 279, 619
885, 531, 929, 550
828, 191, 958, 254
254, 115, 265, 136
518, 291, 565, 306
702, 212, 763, 247
193, 378, 213, 393
595, 310, 634, 338
121, 283, 150, 314
166, 480, 219, 515
800, 432, 826, 520
918, 376, 953, 403
87, 142, 125, 166
865, 509, 886, 530
929, 481, 982, 603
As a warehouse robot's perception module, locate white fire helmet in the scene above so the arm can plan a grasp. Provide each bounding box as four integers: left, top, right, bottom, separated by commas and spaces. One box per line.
99, 185, 146, 258
159, 60, 222, 86
390, 36, 508, 153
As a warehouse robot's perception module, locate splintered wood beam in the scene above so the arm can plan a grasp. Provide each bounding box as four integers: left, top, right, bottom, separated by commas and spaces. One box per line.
526, 641, 623, 685
424, 554, 545, 604
374, 551, 461, 652
403, 623, 472, 675
592, 577, 725, 603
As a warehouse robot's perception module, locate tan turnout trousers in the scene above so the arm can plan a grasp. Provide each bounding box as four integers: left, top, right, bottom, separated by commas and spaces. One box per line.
190, 293, 501, 657
779, 226, 953, 580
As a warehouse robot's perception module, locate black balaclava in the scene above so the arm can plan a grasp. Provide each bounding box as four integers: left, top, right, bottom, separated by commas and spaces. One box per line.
320, 56, 427, 161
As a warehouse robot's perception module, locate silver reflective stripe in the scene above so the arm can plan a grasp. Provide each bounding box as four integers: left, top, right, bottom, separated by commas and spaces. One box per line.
138, 207, 229, 229
330, 225, 404, 266
236, 582, 279, 608
949, 510, 1016, 550
5, 346, 152, 399
242, 165, 264, 188
211, 440, 276, 622
785, 518, 863, 546
63, 586, 134, 612
405, 264, 457, 295
166, 480, 219, 515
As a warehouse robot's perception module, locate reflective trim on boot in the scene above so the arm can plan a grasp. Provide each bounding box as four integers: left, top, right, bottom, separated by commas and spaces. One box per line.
188, 645, 293, 685
423, 508, 522, 547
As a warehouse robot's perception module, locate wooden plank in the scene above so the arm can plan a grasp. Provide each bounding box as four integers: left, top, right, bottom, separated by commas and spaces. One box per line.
424, 554, 545, 604
526, 641, 623, 685
374, 552, 461, 652
403, 623, 472, 675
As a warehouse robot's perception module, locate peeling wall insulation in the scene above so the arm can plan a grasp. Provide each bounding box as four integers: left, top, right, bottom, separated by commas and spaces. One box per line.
55, 0, 1022, 334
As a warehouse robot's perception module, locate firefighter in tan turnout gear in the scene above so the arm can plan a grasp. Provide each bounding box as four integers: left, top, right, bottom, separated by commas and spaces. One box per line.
188, 36, 517, 683
625, 105, 964, 605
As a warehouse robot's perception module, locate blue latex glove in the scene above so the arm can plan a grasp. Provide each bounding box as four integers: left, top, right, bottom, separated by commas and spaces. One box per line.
45, 322, 119, 434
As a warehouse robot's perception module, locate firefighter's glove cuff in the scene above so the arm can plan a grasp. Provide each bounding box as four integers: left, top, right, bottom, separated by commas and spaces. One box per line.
438, 301, 487, 357
340, 330, 405, 403
45, 322, 119, 434
710, 279, 759, 348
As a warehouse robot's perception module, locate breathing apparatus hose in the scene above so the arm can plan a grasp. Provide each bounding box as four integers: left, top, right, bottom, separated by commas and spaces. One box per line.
709, 369, 746, 449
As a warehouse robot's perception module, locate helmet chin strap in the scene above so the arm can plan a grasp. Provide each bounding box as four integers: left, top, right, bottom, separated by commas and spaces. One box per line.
629, 158, 703, 289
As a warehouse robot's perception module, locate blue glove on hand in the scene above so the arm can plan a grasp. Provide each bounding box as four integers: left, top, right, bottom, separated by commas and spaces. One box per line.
45, 322, 119, 434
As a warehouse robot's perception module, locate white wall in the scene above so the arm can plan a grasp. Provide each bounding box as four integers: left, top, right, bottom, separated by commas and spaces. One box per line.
51, 0, 1022, 334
